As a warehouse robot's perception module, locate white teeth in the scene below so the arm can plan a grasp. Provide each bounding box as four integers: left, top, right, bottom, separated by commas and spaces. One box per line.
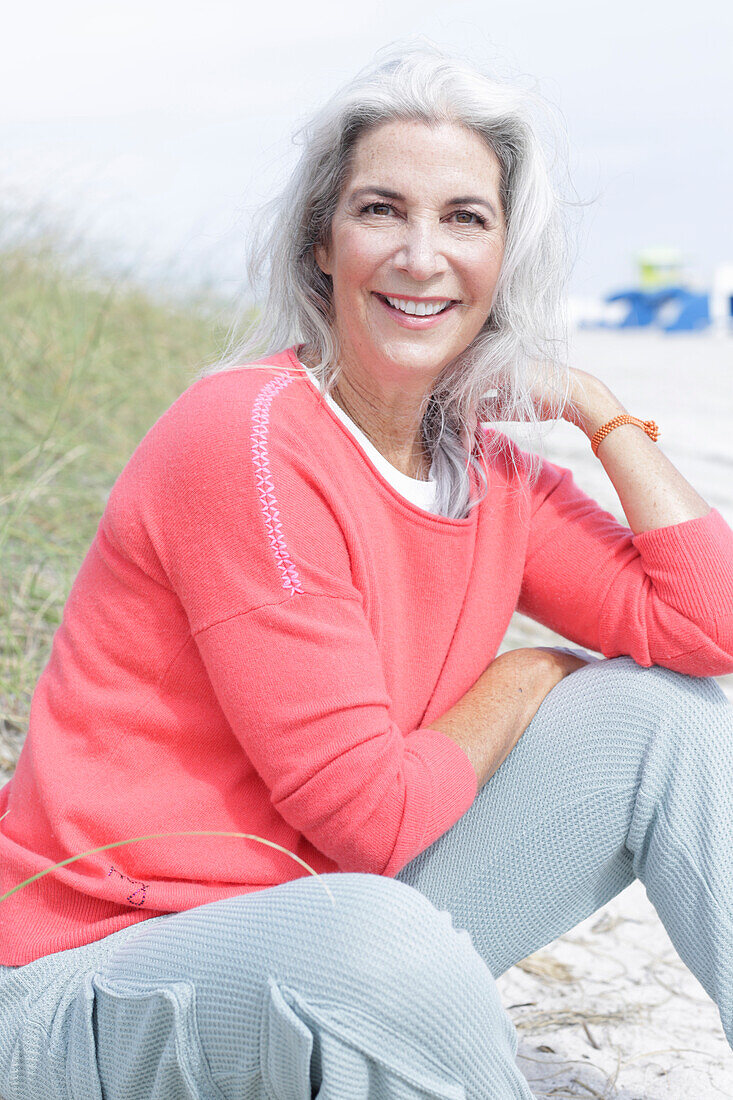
384, 296, 451, 316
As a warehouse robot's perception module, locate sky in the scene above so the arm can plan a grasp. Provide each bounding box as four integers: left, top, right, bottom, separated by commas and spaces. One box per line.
1, 0, 731, 304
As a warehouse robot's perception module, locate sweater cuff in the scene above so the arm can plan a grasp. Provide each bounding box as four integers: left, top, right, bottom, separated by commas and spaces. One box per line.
631, 507, 733, 621
404, 726, 479, 845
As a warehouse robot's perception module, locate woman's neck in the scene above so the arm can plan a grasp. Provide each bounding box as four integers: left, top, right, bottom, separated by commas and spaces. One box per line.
299, 346, 432, 481
330, 381, 431, 481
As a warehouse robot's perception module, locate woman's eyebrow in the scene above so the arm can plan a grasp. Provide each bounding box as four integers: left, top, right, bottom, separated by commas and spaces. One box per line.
350, 186, 497, 219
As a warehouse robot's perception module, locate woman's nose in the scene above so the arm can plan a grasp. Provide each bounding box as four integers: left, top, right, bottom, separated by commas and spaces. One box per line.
393, 220, 448, 281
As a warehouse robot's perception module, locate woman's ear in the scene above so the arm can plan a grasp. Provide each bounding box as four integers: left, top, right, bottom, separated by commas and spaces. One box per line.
314, 241, 331, 276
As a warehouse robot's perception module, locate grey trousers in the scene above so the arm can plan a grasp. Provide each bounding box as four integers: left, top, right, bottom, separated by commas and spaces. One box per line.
1, 654, 732, 1099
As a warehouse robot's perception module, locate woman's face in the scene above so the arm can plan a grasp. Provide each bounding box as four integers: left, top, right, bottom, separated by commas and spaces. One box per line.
314, 119, 506, 385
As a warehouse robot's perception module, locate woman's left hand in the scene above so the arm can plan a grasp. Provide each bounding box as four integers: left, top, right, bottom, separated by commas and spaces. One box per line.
526, 362, 628, 441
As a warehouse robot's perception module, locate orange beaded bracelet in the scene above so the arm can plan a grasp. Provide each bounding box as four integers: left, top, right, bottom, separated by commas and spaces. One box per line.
590, 415, 660, 456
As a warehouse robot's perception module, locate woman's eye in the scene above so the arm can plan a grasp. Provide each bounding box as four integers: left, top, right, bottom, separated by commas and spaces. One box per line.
361, 202, 393, 216
453, 210, 486, 226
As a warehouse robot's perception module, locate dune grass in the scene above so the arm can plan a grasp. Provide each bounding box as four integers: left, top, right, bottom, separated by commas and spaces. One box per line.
0, 232, 244, 772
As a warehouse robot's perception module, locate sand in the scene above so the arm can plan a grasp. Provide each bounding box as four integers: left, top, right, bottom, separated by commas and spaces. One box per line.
498, 878, 732, 1097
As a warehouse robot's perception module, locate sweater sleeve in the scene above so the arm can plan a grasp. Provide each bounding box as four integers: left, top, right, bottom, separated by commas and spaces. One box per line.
516, 453, 733, 676
105, 374, 477, 877
192, 595, 477, 877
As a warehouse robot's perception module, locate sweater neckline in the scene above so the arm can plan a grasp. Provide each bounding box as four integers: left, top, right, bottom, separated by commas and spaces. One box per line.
284, 346, 479, 529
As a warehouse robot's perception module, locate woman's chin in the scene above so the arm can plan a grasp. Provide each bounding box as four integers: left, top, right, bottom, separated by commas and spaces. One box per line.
369, 340, 459, 377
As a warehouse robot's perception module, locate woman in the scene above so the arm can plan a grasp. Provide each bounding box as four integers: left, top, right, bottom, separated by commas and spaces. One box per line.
1, 41, 732, 1100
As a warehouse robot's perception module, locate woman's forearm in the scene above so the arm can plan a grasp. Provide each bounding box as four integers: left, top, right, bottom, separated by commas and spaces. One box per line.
567, 370, 711, 535
429, 648, 588, 789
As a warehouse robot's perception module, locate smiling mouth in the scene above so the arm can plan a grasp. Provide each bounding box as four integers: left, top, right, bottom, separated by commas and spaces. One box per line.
373, 293, 460, 317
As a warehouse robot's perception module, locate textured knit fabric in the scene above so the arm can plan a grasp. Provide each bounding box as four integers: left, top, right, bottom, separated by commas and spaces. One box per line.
2, 345, 733, 967
0, 654, 731, 1099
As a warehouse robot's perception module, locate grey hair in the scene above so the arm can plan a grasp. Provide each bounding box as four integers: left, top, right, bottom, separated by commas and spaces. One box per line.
198, 37, 584, 519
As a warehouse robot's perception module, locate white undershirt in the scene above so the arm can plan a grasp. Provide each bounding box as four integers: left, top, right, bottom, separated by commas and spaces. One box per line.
298, 361, 439, 514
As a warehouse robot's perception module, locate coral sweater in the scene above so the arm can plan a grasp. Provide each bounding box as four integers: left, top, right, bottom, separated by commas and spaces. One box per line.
2, 346, 733, 966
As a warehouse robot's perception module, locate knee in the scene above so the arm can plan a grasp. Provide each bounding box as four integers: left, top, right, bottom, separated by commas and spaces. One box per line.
537, 657, 733, 798
594, 660, 733, 802
578, 656, 732, 739
307, 874, 497, 1020
303, 874, 515, 1065
317, 873, 480, 989
629, 661, 731, 740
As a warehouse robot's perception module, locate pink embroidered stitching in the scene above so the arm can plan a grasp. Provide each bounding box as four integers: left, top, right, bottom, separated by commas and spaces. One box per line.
108, 864, 148, 907
251, 375, 304, 595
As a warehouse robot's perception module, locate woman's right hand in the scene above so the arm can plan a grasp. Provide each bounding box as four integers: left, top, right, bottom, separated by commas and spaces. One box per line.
430, 646, 595, 789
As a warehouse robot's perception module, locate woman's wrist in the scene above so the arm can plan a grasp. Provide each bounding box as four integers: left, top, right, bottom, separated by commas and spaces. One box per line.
564, 371, 628, 440
562, 369, 710, 531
